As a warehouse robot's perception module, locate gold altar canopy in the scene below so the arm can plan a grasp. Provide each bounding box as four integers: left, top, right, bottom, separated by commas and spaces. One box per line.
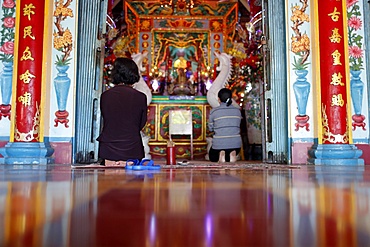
124, 0, 238, 72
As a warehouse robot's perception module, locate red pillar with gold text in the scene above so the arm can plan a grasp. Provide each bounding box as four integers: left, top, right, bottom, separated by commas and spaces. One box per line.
0, 0, 54, 164
308, 0, 362, 165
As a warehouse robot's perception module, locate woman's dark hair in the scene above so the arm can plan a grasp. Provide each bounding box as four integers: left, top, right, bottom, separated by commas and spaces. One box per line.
111, 57, 140, 85
218, 88, 233, 106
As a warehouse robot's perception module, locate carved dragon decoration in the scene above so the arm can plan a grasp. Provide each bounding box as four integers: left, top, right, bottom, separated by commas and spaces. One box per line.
206, 52, 237, 108
132, 51, 152, 159
205, 52, 239, 161
132, 51, 152, 106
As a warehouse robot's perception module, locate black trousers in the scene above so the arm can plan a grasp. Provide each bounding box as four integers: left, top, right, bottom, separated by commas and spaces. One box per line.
209, 147, 241, 162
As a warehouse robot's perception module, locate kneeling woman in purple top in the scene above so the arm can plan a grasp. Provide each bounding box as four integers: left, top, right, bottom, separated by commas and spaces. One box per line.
97, 57, 147, 166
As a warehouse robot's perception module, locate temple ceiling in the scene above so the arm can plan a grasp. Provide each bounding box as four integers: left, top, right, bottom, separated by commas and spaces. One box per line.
111, 0, 251, 23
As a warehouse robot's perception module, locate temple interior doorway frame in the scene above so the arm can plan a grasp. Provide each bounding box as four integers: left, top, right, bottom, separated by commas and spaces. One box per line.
73, 0, 107, 163
72, 0, 289, 164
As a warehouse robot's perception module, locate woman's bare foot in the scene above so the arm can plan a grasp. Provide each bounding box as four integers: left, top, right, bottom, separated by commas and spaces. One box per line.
218, 150, 225, 163
105, 159, 125, 166
230, 150, 237, 163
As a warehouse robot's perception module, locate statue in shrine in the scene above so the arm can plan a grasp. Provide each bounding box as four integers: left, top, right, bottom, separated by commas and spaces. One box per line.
173, 55, 187, 70
168, 53, 195, 95
177, 68, 187, 84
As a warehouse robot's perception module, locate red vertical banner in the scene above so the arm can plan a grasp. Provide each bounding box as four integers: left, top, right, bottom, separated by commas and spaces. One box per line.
249, 0, 262, 18
317, 0, 349, 144
14, 0, 45, 142
107, 0, 114, 15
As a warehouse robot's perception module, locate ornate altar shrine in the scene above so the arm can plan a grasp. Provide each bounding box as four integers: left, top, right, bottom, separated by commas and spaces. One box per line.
119, 1, 238, 94
114, 1, 238, 159
103, 0, 265, 160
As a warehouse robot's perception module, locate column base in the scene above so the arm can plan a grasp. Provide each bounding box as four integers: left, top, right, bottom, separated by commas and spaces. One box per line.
0, 142, 54, 165
308, 144, 364, 165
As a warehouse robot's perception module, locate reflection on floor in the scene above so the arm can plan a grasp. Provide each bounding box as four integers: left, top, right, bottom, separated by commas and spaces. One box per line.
0, 161, 369, 247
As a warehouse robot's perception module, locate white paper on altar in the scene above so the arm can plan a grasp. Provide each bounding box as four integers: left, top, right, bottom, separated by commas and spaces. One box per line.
169, 110, 192, 136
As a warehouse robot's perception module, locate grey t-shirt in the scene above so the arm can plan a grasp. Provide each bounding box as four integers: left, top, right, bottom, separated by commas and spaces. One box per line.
208, 102, 242, 150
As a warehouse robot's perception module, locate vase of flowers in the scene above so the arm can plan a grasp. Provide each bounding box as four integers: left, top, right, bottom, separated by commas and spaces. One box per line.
0, 0, 15, 120
350, 70, 363, 115
347, 1, 365, 130
54, 65, 71, 111
52, 0, 73, 127
293, 69, 310, 116
290, 0, 311, 131
0, 61, 13, 104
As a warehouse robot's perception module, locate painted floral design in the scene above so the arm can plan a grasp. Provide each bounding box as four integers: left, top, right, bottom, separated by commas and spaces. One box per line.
347, 0, 363, 71
0, 0, 15, 62
290, 0, 310, 70
53, 0, 73, 66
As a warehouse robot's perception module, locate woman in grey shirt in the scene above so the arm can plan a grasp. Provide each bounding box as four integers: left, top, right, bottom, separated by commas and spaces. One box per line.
208, 88, 242, 163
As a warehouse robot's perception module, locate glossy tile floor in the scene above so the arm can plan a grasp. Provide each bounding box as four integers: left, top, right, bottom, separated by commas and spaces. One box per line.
0, 161, 369, 247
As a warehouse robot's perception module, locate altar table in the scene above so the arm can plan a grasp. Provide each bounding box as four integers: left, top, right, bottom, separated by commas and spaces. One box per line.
145, 95, 211, 160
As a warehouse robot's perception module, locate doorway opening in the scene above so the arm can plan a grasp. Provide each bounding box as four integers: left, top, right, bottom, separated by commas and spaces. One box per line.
102, 0, 268, 162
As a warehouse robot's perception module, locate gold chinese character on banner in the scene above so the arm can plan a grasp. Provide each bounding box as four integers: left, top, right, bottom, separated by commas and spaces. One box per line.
331, 50, 342, 65
331, 72, 344, 86
20, 47, 34, 61
19, 70, 36, 84
328, 7, 340, 22
23, 26, 35, 40
18, 92, 32, 106
329, 28, 342, 43
331, 94, 344, 107
23, 3, 36, 21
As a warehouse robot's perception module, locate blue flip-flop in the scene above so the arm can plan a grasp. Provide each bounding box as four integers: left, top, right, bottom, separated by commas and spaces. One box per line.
125, 159, 140, 170
132, 159, 161, 170
125, 169, 160, 177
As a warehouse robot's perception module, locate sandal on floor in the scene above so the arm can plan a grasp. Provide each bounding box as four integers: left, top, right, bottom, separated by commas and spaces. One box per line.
178, 160, 189, 166
132, 159, 161, 170
125, 159, 140, 170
